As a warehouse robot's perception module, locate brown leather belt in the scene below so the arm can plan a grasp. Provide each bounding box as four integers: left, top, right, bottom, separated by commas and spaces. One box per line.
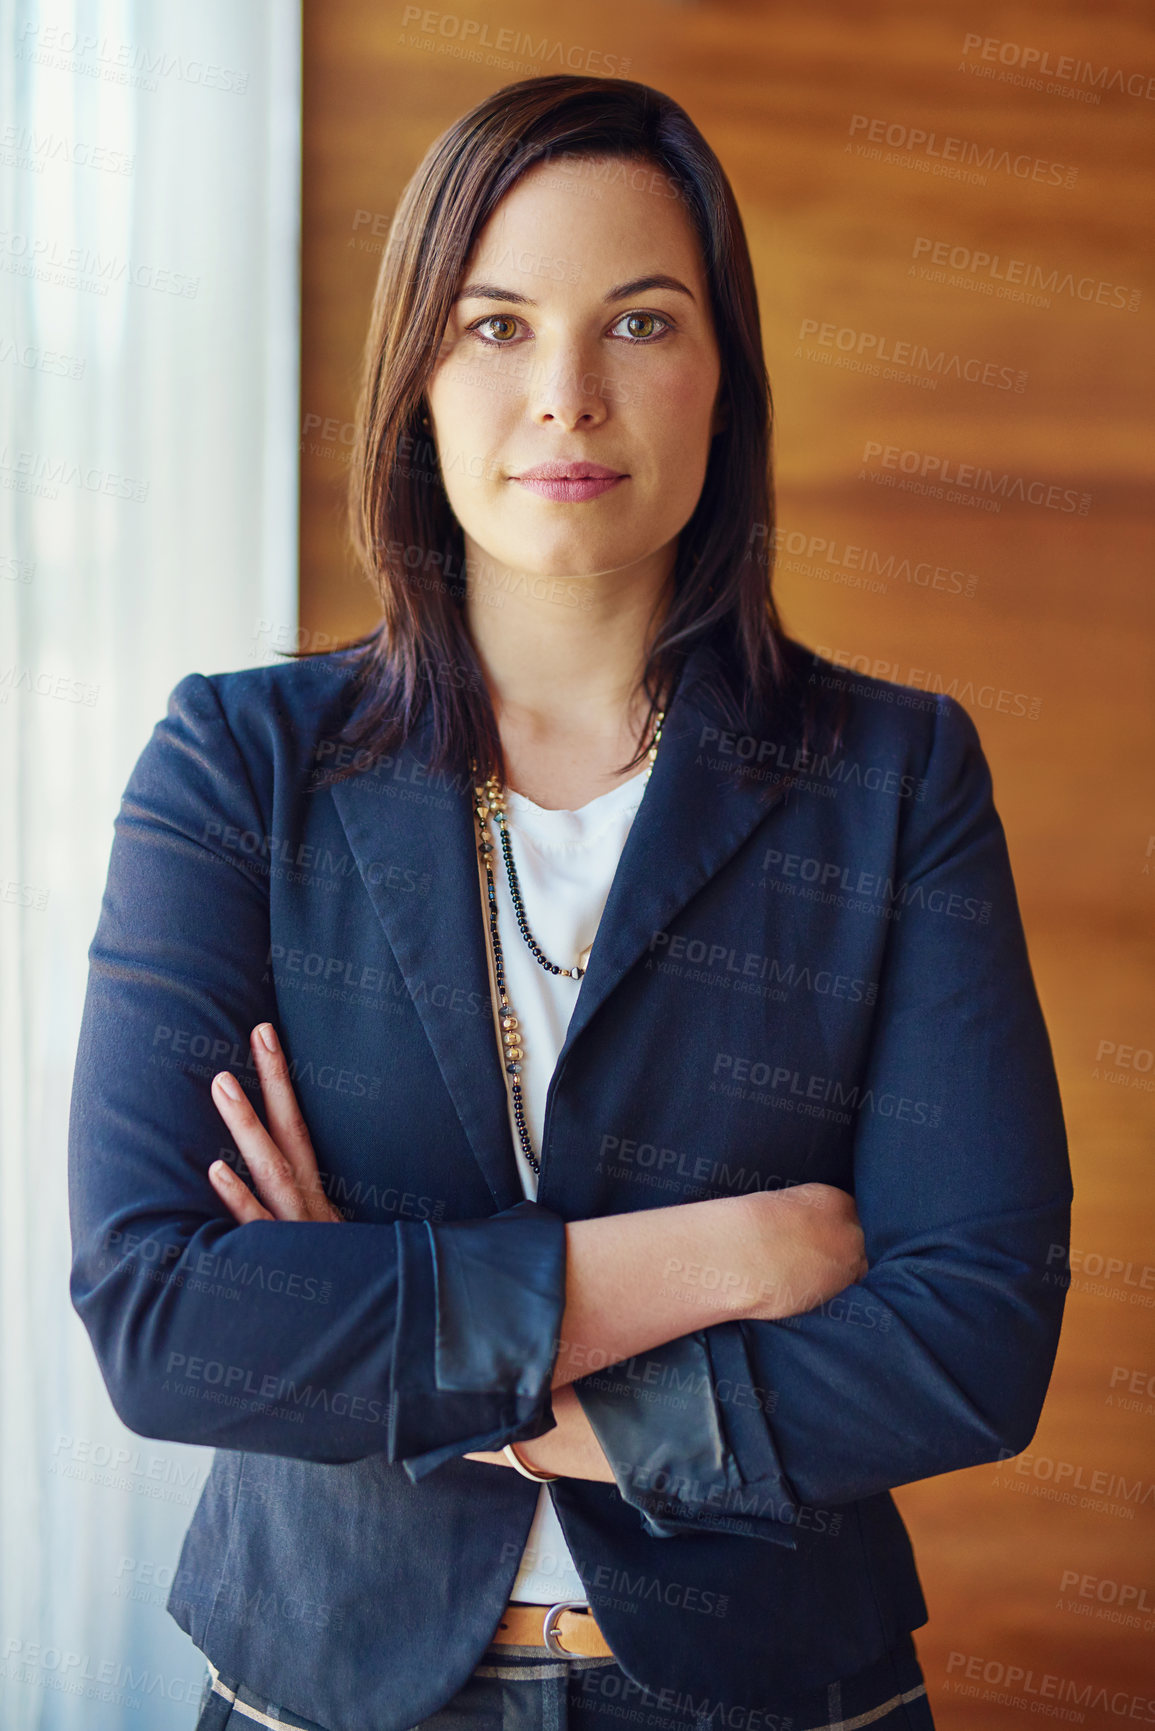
492, 1600, 614, 1659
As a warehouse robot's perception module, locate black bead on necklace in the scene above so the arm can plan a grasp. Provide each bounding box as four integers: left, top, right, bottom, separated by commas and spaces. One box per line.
470, 710, 665, 1176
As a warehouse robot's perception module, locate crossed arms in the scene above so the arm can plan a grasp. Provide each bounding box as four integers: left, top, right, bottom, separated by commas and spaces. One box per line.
68, 673, 1072, 1543
206, 1029, 867, 1486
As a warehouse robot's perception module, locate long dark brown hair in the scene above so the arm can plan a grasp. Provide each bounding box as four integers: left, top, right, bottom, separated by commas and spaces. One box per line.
305, 74, 805, 791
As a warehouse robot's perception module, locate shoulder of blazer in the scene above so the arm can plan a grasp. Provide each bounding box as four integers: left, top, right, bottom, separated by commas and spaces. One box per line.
175, 649, 383, 800
200, 648, 366, 734
771, 636, 972, 789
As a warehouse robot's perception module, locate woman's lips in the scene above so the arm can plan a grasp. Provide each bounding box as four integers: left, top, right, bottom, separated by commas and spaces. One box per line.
513, 475, 626, 502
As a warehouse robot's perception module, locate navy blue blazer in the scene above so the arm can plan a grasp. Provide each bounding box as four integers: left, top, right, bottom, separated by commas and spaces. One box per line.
68, 638, 1071, 1731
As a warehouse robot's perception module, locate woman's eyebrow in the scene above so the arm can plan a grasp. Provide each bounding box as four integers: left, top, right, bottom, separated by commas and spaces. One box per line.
453, 273, 697, 307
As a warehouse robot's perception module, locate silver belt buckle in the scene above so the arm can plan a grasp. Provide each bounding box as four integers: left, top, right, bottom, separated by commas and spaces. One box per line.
542, 1600, 590, 1659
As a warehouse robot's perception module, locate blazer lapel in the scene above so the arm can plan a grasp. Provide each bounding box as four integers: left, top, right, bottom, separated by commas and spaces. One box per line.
329, 642, 793, 1211
329, 710, 522, 1208
553, 647, 792, 1071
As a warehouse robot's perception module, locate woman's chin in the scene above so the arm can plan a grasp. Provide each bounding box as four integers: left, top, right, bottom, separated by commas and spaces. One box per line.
470, 538, 648, 587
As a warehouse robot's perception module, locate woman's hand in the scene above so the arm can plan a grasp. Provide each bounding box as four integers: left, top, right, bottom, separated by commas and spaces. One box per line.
463, 1384, 614, 1481
208, 1024, 344, 1224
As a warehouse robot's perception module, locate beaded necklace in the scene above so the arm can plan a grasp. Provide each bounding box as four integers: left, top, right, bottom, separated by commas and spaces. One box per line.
470, 709, 665, 1176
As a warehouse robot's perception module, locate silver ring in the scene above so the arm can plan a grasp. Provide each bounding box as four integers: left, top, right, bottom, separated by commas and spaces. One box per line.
542, 1600, 590, 1659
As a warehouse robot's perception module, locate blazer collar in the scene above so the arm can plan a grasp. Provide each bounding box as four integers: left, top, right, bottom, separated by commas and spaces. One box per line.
330, 640, 795, 1209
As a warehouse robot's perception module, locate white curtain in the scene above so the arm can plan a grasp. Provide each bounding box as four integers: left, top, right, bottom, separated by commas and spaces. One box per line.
0, 2, 300, 1723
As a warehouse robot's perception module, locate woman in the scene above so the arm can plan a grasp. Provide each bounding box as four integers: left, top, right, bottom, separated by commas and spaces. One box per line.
68, 75, 1072, 1731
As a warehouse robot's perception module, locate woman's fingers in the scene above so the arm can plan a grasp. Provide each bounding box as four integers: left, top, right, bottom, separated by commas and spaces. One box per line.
208, 1156, 273, 1224
248, 1025, 339, 1221
249, 1025, 343, 1222
210, 1068, 312, 1220
206, 1029, 345, 1225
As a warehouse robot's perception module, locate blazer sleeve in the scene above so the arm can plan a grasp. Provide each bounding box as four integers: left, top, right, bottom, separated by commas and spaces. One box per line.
574, 694, 1072, 1541
67, 672, 566, 1475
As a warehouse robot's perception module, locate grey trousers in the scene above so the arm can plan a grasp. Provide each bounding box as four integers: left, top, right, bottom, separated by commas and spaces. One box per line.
194, 1630, 935, 1731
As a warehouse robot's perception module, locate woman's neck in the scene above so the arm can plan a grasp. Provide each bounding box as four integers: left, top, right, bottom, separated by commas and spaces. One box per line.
463, 541, 674, 800
494, 704, 664, 812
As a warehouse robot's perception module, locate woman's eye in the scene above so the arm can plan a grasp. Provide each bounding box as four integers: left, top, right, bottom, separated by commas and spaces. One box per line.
469, 314, 522, 345
466, 310, 671, 347
610, 311, 670, 342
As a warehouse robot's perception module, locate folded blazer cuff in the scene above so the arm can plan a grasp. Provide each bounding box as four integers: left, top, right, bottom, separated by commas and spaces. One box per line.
390, 1199, 567, 1480
574, 1325, 801, 1546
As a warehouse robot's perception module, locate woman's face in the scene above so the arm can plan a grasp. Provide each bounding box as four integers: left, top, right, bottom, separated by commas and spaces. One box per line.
425, 154, 725, 584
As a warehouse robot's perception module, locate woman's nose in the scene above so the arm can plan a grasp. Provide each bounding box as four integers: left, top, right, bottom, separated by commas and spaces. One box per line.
525, 342, 613, 428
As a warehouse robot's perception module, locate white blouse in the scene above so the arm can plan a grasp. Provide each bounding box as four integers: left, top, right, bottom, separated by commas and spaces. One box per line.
474, 759, 653, 1605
